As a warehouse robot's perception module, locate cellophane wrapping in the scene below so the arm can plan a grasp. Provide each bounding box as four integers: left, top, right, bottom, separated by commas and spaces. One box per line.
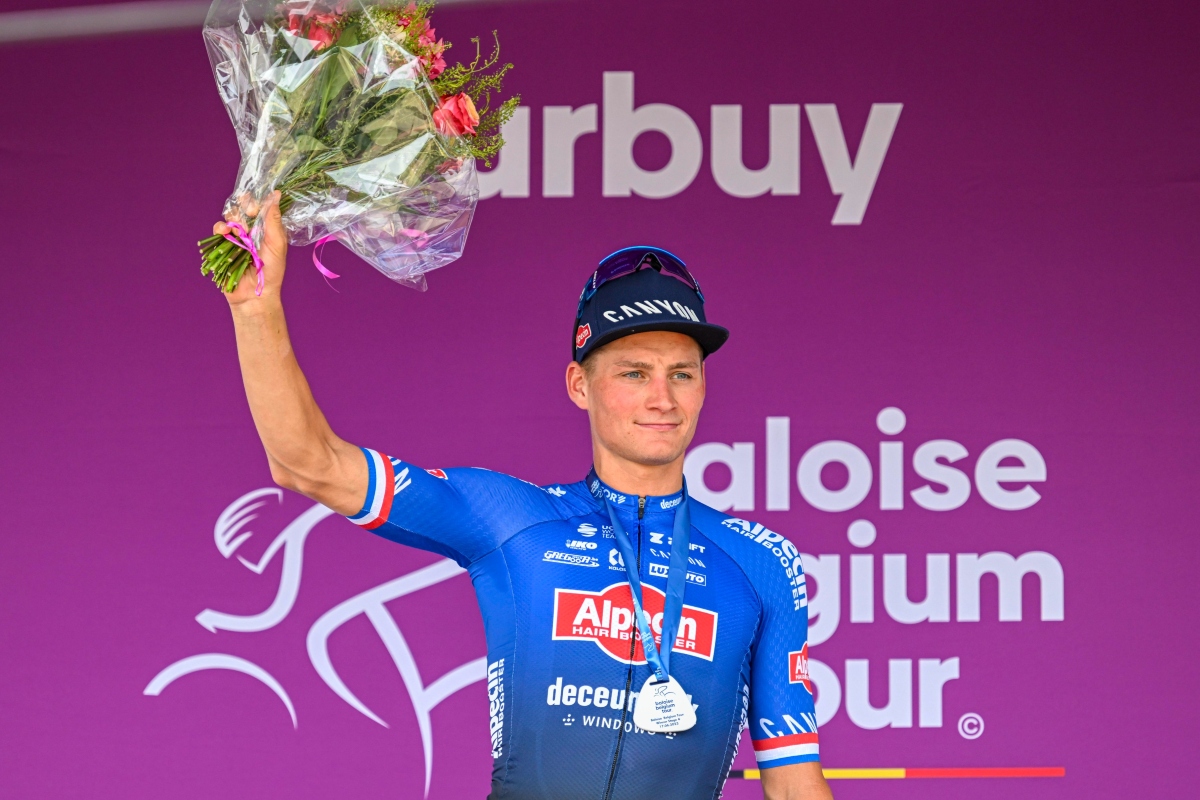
204, 0, 479, 289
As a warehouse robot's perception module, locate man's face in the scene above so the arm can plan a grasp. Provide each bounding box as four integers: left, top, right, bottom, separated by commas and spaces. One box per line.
565, 331, 706, 468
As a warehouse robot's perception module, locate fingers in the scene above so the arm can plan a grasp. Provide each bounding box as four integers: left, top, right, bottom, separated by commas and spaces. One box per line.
214, 190, 281, 238
238, 192, 262, 219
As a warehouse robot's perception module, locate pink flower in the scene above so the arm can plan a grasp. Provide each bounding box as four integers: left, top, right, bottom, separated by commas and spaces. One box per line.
420, 38, 446, 78
309, 23, 336, 51
422, 52, 446, 79
418, 25, 437, 47
433, 93, 480, 137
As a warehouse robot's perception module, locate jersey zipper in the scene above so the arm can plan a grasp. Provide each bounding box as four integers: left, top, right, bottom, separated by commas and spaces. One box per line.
601, 496, 646, 800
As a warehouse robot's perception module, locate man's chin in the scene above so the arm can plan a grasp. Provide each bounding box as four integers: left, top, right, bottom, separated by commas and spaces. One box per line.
619, 444, 687, 468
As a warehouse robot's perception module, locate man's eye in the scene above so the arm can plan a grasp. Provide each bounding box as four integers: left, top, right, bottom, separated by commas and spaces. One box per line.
622, 371, 643, 379
673, 372, 692, 380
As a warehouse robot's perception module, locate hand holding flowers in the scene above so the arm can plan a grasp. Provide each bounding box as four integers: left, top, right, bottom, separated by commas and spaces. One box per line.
198, 0, 518, 293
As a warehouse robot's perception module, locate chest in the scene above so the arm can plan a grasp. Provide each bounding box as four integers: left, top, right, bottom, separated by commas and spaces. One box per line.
502, 515, 760, 674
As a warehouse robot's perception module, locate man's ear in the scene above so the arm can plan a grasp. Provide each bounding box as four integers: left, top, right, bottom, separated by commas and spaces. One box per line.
565, 361, 590, 410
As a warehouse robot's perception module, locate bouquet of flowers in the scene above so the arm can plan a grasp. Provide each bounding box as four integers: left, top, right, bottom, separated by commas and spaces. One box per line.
197, 0, 517, 292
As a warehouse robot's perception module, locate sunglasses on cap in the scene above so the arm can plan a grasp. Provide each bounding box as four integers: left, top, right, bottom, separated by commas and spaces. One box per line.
576, 246, 705, 320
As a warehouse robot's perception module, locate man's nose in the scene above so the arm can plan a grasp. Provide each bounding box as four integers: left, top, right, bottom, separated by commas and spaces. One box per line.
644, 374, 676, 412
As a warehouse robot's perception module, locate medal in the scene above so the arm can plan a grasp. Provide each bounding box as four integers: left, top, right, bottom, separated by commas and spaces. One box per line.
633, 674, 696, 733
604, 481, 697, 733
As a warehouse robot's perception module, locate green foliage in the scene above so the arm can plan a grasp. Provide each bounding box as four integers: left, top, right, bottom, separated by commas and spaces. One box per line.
433, 32, 518, 167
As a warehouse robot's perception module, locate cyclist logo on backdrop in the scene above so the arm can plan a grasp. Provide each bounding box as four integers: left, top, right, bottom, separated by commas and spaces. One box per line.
144, 489, 482, 798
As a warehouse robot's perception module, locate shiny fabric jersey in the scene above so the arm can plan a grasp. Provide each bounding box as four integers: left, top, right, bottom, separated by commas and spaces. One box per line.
348, 448, 819, 800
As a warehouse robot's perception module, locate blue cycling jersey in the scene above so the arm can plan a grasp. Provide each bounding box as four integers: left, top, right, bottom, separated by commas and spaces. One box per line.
348, 448, 819, 800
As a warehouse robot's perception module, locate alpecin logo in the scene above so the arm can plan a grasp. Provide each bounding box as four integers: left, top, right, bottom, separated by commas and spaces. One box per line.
575, 324, 592, 349
552, 582, 718, 663
788, 643, 812, 694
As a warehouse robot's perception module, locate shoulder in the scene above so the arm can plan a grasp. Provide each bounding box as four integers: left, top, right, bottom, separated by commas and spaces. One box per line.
689, 501, 809, 613
438, 467, 596, 521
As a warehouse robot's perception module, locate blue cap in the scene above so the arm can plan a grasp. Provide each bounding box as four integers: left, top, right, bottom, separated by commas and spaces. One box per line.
573, 250, 729, 362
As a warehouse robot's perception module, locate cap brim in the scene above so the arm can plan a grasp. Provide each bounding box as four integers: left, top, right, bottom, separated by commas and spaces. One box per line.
583, 319, 730, 359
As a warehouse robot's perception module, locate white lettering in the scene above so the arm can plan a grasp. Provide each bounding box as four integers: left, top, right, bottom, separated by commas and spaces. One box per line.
543, 104, 597, 197
883, 554, 951, 623
603, 72, 702, 198
803, 553, 840, 646
766, 416, 791, 510
845, 658, 912, 729
710, 104, 800, 197
911, 440, 971, 511
975, 439, 1047, 510
805, 103, 902, 224
684, 442, 755, 511
956, 552, 1065, 622
479, 108, 530, 199
573, 598, 602, 628
797, 441, 872, 512
850, 553, 874, 623
918, 658, 959, 727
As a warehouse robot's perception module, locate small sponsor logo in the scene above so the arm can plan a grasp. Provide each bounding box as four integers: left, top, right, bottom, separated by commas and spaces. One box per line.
601, 299, 700, 324
577, 523, 598, 537
648, 548, 706, 569
387, 457, 413, 494
646, 531, 705, 554
660, 496, 682, 510
788, 644, 813, 694
722, 517, 807, 611
546, 677, 692, 738
590, 480, 627, 504
544, 551, 600, 568
575, 324, 592, 349
545, 486, 567, 497
552, 583, 718, 663
487, 659, 505, 757
647, 562, 707, 586
425, 468, 448, 480
566, 539, 597, 551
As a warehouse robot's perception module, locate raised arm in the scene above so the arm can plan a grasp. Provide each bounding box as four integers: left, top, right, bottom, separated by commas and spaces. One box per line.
214, 192, 366, 515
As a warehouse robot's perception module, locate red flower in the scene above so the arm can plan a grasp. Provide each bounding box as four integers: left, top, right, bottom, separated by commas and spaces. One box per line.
284, 9, 339, 51
433, 93, 480, 137
309, 23, 336, 51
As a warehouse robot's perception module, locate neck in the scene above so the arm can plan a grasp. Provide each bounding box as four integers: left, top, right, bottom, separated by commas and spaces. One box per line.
592, 446, 685, 498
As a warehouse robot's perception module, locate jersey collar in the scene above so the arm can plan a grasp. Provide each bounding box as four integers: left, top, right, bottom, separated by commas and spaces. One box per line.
584, 467, 686, 513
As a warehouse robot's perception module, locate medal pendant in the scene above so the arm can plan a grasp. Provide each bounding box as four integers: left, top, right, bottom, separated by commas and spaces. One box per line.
632, 674, 696, 733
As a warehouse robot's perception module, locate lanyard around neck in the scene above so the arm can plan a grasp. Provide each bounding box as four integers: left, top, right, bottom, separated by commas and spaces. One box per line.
603, 484, 691, 684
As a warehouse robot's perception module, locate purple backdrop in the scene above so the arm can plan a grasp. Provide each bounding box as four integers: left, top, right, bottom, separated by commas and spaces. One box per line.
2, 0, 1198, 797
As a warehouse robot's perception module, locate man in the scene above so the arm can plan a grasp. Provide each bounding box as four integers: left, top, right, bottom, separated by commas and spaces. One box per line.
214, 194, 833, 800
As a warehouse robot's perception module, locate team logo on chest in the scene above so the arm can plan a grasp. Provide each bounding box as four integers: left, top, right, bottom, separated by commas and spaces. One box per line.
552, 583, 718, 663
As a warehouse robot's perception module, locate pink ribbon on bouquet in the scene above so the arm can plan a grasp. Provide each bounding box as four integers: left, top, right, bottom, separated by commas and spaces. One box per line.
222, 220, 265, 296
311, 227, 431, 285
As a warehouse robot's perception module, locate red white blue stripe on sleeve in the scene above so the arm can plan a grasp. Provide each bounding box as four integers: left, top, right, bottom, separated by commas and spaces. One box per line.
752, 733, 819, 767
347, 448, 396, 530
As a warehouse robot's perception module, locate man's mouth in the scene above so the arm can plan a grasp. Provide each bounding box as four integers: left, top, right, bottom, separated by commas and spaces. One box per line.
636, 422, 680, 432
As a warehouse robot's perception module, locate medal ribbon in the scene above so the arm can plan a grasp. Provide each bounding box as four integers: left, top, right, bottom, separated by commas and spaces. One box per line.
602, 482, 691, 684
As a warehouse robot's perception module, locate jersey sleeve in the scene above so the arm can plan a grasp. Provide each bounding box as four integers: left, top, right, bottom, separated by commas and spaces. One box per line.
746, 549, 820, 769
345, 447, 554, 567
